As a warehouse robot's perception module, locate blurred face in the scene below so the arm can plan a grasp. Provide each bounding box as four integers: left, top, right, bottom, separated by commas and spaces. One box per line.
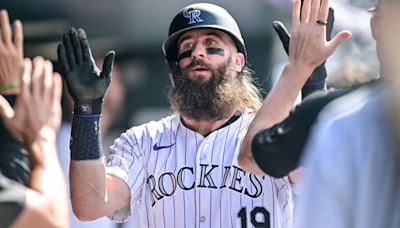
371, 0, 400, 77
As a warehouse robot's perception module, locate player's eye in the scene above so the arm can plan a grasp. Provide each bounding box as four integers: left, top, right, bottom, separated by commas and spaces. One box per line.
205, 40, 217, 46
182, 43, 193, 50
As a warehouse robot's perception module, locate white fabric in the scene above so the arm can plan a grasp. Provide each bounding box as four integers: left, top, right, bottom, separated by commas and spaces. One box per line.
294, 85, 400, 228
106, 108, 294, 228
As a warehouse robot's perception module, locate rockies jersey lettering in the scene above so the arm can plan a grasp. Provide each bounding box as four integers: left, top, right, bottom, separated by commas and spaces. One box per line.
105, 108, 293, 228
147, 165, 264, 206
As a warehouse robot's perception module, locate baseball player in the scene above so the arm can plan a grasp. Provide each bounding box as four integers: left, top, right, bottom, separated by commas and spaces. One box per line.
57, 1, 347, 227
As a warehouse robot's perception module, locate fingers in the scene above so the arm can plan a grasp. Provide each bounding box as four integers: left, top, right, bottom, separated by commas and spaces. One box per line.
318, 0, 330, 22
0, 95, 14, 120
63, 32, 76, 65
57, 43, 70, 74
0, 10, 12, 45
43, 60, 53, 98
327, 31, 352, 55
292, 0, 301, 27
32, 56, 45, 96
52, 72, 63, 103
272, 21, 290, 55
69, 27, 83, 64
13, 19, 23, 56
78, 28, 94, 62
101, 51, 115, 80
309, 0, 321, 22
21, 58, 32, 100
300, 0, 311, 23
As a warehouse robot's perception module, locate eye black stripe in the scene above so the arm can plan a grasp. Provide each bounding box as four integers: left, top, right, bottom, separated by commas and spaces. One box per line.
206, 48, 225, 56
177, 50, 192, 61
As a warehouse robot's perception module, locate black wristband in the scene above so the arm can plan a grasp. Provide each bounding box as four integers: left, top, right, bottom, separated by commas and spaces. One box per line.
302, 65, 327, 99
74, 98, 103, 115
70, 116, 104, 160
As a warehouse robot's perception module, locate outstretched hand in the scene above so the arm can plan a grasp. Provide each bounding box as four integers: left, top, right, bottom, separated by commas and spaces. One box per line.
0, 9, 24, 95
0, 57, 63, 147
57, 27, 115, 102
273, 7, 334, 56
287, 0, 351, 72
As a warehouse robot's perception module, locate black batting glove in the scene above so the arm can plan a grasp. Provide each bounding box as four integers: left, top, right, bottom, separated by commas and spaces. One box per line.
273, 8, 335, 99
57, 27, 115, 115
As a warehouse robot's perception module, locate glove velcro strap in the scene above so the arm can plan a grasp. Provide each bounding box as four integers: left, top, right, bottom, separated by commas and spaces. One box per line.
70, 116, 104, 160
73, 98, 103, 116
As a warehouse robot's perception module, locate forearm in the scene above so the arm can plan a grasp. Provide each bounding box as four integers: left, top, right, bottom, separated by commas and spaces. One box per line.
239, 62, 313, 173
18, 132, 69, 228
69, 116, 124, 220
69, 159, 109, 221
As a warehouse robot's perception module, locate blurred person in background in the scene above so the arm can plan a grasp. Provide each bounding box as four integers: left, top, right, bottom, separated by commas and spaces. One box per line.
291, 0, 400, 227
0, 9, 68, 228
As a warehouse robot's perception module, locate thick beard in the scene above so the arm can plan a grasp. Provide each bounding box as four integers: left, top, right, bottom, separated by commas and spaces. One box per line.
168, 57, 246, 121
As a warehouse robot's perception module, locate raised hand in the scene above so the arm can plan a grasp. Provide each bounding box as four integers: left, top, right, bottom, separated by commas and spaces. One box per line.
287, 0, 351, 72
0, 57, 62, 146
273, 6, 335, 98
272, 8, 334, 56
57, 27, 115, 115
0, 9, 24, 95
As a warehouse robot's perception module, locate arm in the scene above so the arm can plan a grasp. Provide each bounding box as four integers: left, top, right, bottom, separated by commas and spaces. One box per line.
0, 9, 30, 186
238, 0, 351, 178
249, 88, 354, 178
0, 57, 68, 228
57, 27, 130, 221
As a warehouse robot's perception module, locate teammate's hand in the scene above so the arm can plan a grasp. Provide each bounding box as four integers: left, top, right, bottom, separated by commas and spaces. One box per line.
286, 0, 351, 72
272, 8, 334, 56
57, 27, 115, 102
0, 9, 24, 95
0, 57, 63, 147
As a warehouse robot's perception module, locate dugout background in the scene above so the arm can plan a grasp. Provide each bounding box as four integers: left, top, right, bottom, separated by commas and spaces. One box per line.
1, 0, 378, 130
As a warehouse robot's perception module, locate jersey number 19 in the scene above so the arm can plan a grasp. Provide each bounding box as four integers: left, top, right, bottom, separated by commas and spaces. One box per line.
237, 207, 270, 228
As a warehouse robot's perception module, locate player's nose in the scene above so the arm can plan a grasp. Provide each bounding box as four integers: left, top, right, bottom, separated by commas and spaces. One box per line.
191, 42, 206, 59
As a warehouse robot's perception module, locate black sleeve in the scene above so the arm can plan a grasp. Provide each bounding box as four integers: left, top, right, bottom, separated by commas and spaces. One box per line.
252, 87, 354, 178
0, 171, 26, 228
0, 95, 31, 186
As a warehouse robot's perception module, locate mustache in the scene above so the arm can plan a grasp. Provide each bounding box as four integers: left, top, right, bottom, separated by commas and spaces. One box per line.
181, 59, 214, 71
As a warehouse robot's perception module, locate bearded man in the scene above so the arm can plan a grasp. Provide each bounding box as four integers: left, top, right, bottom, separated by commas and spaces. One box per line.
57, 1, 348, 227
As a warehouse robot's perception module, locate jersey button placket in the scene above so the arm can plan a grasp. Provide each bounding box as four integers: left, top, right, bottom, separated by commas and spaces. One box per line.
199, 216, 206, 222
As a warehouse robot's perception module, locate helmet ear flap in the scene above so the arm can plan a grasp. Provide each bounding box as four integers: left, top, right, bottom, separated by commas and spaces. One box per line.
165, 58, 178, 87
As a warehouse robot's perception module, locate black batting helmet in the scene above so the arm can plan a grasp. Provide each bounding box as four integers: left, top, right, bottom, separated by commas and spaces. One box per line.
162, 3, 247, 86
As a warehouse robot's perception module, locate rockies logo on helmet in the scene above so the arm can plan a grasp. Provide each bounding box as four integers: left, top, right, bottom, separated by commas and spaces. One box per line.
162, 3, 247, 86
183, 8, 203, 24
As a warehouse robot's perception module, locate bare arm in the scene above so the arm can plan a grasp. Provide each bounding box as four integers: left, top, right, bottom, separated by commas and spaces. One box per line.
239, 0, 351, 181
69, 159, 130, 221
0, 57, 68, 228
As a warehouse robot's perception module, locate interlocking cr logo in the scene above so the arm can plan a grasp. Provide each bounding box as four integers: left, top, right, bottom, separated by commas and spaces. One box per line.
183, 8, 203, 24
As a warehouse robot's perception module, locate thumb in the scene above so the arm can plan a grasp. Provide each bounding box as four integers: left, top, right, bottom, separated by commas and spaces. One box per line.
0, 95, 15, 122
101, 51, 115, 80
272, 21, 291, 55
327, 31, 352, 55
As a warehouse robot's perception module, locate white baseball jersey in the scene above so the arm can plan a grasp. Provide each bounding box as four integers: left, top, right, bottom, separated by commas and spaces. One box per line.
105, 108, 293, 228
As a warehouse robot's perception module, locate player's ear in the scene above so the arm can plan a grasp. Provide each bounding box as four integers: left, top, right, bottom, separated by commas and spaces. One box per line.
234, 52, 244, 72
